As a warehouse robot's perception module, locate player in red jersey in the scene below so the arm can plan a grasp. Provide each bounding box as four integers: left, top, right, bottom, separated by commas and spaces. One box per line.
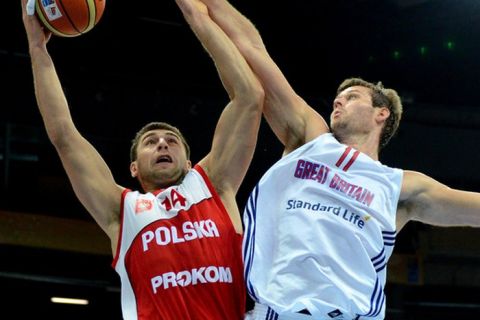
21, 0, 263, 318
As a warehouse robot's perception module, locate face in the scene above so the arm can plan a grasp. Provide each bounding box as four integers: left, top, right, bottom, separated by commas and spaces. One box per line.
130, 129, 191, 190
330, 86, 383, 139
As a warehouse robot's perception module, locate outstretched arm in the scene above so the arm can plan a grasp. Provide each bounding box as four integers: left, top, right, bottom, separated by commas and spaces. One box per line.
397, 171, 480, 230
175, 0, 264, 232
196, 0, 329, 154
21, 0, 123, 250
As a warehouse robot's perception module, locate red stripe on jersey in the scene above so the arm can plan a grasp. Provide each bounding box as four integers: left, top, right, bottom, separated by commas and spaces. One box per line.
336, 147, 352, 167
343, 150, 360, 172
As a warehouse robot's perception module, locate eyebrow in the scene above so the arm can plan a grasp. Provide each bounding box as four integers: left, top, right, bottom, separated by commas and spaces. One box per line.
345, 89, 363, 95
348, 89, 363, 94
336, 89, 366, 98
141, 131, 180, 143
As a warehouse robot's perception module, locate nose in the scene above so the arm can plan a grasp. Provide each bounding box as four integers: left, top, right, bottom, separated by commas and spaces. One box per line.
333, 97, 344, 109
157, 138, 169, 150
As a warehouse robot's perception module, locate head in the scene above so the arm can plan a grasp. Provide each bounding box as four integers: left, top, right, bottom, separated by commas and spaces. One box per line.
130, 122, 191, 191
332, 78, 403, 150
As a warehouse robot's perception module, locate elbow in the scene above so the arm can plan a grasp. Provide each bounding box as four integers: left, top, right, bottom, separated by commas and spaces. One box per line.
230, 85, 264, 121
47, 128, 68, 149
252, 84, 265, 106
46, 121, 76, 149
242, 84, 265, 112
237, 38, 266, 55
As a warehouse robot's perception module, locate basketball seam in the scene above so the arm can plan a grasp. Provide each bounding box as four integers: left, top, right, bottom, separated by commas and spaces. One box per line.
57, 0, 82, 34
83, 0, 97, 33
82, 0, 89, 33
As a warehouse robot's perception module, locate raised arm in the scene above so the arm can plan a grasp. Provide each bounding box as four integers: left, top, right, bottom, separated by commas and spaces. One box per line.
195, 0, 329, 154
21, 0, 123, 249
175, 0, 263, 231
397, 170, 480, 230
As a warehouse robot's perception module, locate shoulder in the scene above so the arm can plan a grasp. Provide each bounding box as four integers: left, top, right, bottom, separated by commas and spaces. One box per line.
397, 171, 428, 229
398, 170, 447, 225
400, 170, 434, 201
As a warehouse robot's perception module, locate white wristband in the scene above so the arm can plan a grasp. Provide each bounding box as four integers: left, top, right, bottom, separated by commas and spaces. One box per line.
26, 0, 36, 16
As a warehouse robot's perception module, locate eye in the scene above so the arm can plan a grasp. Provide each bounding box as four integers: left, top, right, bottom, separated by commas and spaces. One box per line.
145, 138, 156, 145
167, 137, 179, 144
346, 94, 358, 100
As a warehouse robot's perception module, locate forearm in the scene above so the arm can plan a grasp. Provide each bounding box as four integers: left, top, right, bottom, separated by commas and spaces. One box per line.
199, 0, 264, 48
30, 46, 76, 144
176, 0, 260, 98
177, 0, 263, 194
199, 0, 329, 150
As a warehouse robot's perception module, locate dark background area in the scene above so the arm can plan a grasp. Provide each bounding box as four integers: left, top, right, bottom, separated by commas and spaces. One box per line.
2, 0, 480, 319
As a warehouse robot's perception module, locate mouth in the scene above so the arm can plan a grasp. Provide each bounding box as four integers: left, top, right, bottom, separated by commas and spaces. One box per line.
155, 155, 173, 164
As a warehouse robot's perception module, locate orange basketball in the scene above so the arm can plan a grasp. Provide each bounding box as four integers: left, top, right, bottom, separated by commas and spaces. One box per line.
35, 0, 106, 37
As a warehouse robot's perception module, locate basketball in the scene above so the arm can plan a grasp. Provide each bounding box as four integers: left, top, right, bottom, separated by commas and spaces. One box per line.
35, 0, 106, 37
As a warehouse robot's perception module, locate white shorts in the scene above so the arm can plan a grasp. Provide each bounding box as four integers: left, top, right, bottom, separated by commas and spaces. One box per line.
245, 303, 315, 320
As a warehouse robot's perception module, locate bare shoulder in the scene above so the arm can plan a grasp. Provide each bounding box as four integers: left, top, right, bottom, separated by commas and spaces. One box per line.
397, 171, 425, 229
303, 105, 330, 142
397, 170, 449, 229
397, 171, 429, 225
283, 106, 330, 154
400, 170, 431, 201
195, 157, 226, 196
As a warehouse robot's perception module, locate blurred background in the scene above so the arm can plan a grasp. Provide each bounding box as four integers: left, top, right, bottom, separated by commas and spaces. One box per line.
2, 0, 480, 318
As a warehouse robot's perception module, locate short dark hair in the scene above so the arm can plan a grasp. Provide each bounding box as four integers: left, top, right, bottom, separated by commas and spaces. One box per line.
130, 122, 191, 162
337, 77, 403, 150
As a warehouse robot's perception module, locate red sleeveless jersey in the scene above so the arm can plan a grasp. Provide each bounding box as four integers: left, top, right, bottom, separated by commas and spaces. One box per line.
112, 165, 245, 319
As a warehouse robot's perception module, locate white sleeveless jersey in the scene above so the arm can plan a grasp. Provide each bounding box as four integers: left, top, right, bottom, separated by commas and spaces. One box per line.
243, 133, 403, 320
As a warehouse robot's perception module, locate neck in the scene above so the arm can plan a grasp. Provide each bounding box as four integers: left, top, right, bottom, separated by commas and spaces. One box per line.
140, 169, 188, 193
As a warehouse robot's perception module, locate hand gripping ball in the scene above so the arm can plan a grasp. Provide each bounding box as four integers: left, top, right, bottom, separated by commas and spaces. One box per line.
35, 0, 106, 37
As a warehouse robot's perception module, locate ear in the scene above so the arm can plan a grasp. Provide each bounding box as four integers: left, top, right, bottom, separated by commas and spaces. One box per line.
130, 161, 138, 178
186, 160, 192, 170
376, 106, 390, 124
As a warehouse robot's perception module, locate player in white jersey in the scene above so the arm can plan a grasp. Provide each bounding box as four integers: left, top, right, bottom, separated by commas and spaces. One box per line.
244, 131, 402, 319
190, 0, 480, 319
22, 0, 264, 318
